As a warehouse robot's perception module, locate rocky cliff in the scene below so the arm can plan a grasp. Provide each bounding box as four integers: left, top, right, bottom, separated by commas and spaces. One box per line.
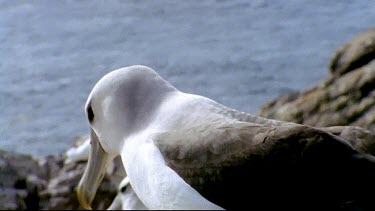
258, 28, 375, 132
0, 141, 120, 210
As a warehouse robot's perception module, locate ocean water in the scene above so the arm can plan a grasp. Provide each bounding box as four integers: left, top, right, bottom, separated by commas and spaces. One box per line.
1, 1, 374, 158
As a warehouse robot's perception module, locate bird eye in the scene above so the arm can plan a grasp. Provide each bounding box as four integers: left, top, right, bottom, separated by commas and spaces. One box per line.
87, 104, 94, 122
120, 186, 127, 193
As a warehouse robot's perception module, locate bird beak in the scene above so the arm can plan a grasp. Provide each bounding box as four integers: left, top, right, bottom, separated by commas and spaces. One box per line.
77, 128, 113, 210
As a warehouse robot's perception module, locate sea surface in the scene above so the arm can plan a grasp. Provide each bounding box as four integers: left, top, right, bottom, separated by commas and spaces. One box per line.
1, 0, 375, 158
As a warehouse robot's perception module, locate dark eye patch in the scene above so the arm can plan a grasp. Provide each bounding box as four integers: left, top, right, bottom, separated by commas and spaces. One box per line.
120, 185, 127, 193
87, 103, 94, 122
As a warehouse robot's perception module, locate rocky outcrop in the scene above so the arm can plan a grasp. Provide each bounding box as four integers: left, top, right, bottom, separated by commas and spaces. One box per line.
39, 156, 119, 210
0, 142, 120, 210
330, 28, 375, 77
258, 28, 375, 132
0, 150, 46, 210
318, 126, 375, 155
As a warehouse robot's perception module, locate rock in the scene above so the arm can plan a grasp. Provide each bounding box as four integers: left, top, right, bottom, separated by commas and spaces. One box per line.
318, 126, 375, 155
38, 136, 121, 210
330, 28, 375, 77
0, 188, 27, 210
38, 154, 65, 183
0, 150, 44, 188
39, 160, 117, 210
0, 150, 48, 210
258, 31, 375, 132
0, 141, 120, 210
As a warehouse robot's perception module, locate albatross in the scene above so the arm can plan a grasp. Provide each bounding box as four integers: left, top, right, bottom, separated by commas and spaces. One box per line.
65, 136, 90, 165
107, 177, 147, 210
77, 65, 375, 210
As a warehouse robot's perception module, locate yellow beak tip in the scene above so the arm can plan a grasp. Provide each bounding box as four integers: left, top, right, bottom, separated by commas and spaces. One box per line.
77, 191, 93, 210
79, 201, 92, 210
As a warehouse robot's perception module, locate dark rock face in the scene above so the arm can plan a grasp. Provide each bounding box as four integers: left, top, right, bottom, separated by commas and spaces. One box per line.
0, 150, 46, 210
39, 157, 117, 210
318, 126, 375, 155
0, 149, 118, 210
330, 28, 375, 77
0, 187, 27, 210
259, 28, 375, 132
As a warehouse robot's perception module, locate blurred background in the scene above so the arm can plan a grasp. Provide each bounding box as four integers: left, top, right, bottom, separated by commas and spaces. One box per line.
1, 0, 375, 158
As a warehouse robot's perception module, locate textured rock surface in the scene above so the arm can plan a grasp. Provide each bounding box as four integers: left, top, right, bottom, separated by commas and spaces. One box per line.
0, 150, 46, 210
319, 126, 375, 155
0, 144, 120, 210
330, 28, 375, 77
259, 29, 375, 132
39, 156, 118, 210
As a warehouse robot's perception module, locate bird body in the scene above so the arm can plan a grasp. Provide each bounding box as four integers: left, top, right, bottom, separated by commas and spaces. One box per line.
77, 65, 375, 210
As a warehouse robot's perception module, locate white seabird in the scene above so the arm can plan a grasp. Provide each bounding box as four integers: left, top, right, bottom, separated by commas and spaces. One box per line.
107, 177, 147, 210
77, 65, 375, 210
65, 136, 90, 165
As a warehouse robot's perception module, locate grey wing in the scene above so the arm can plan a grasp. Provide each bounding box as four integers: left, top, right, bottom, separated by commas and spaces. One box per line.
224, 108, 375, 157
220, 108, 375, 155
153, 122, 375, 210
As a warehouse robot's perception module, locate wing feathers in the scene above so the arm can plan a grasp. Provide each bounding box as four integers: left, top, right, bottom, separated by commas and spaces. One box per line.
153, 122, 375, 210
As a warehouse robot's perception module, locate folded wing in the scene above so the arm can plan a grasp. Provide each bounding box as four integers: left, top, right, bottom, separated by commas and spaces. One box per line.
154, 122, 375, 210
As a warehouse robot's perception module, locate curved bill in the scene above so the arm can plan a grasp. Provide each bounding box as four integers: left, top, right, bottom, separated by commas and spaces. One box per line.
77, 128, 114, 210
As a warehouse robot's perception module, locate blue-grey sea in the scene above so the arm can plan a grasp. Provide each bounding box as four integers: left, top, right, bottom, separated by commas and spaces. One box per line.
1, 1, 375, 158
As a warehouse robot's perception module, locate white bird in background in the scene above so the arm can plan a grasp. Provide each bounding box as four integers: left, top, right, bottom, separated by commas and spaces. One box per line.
65, 136, 90, 165
77, 65, 375, 210
107, 177, 147, 210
